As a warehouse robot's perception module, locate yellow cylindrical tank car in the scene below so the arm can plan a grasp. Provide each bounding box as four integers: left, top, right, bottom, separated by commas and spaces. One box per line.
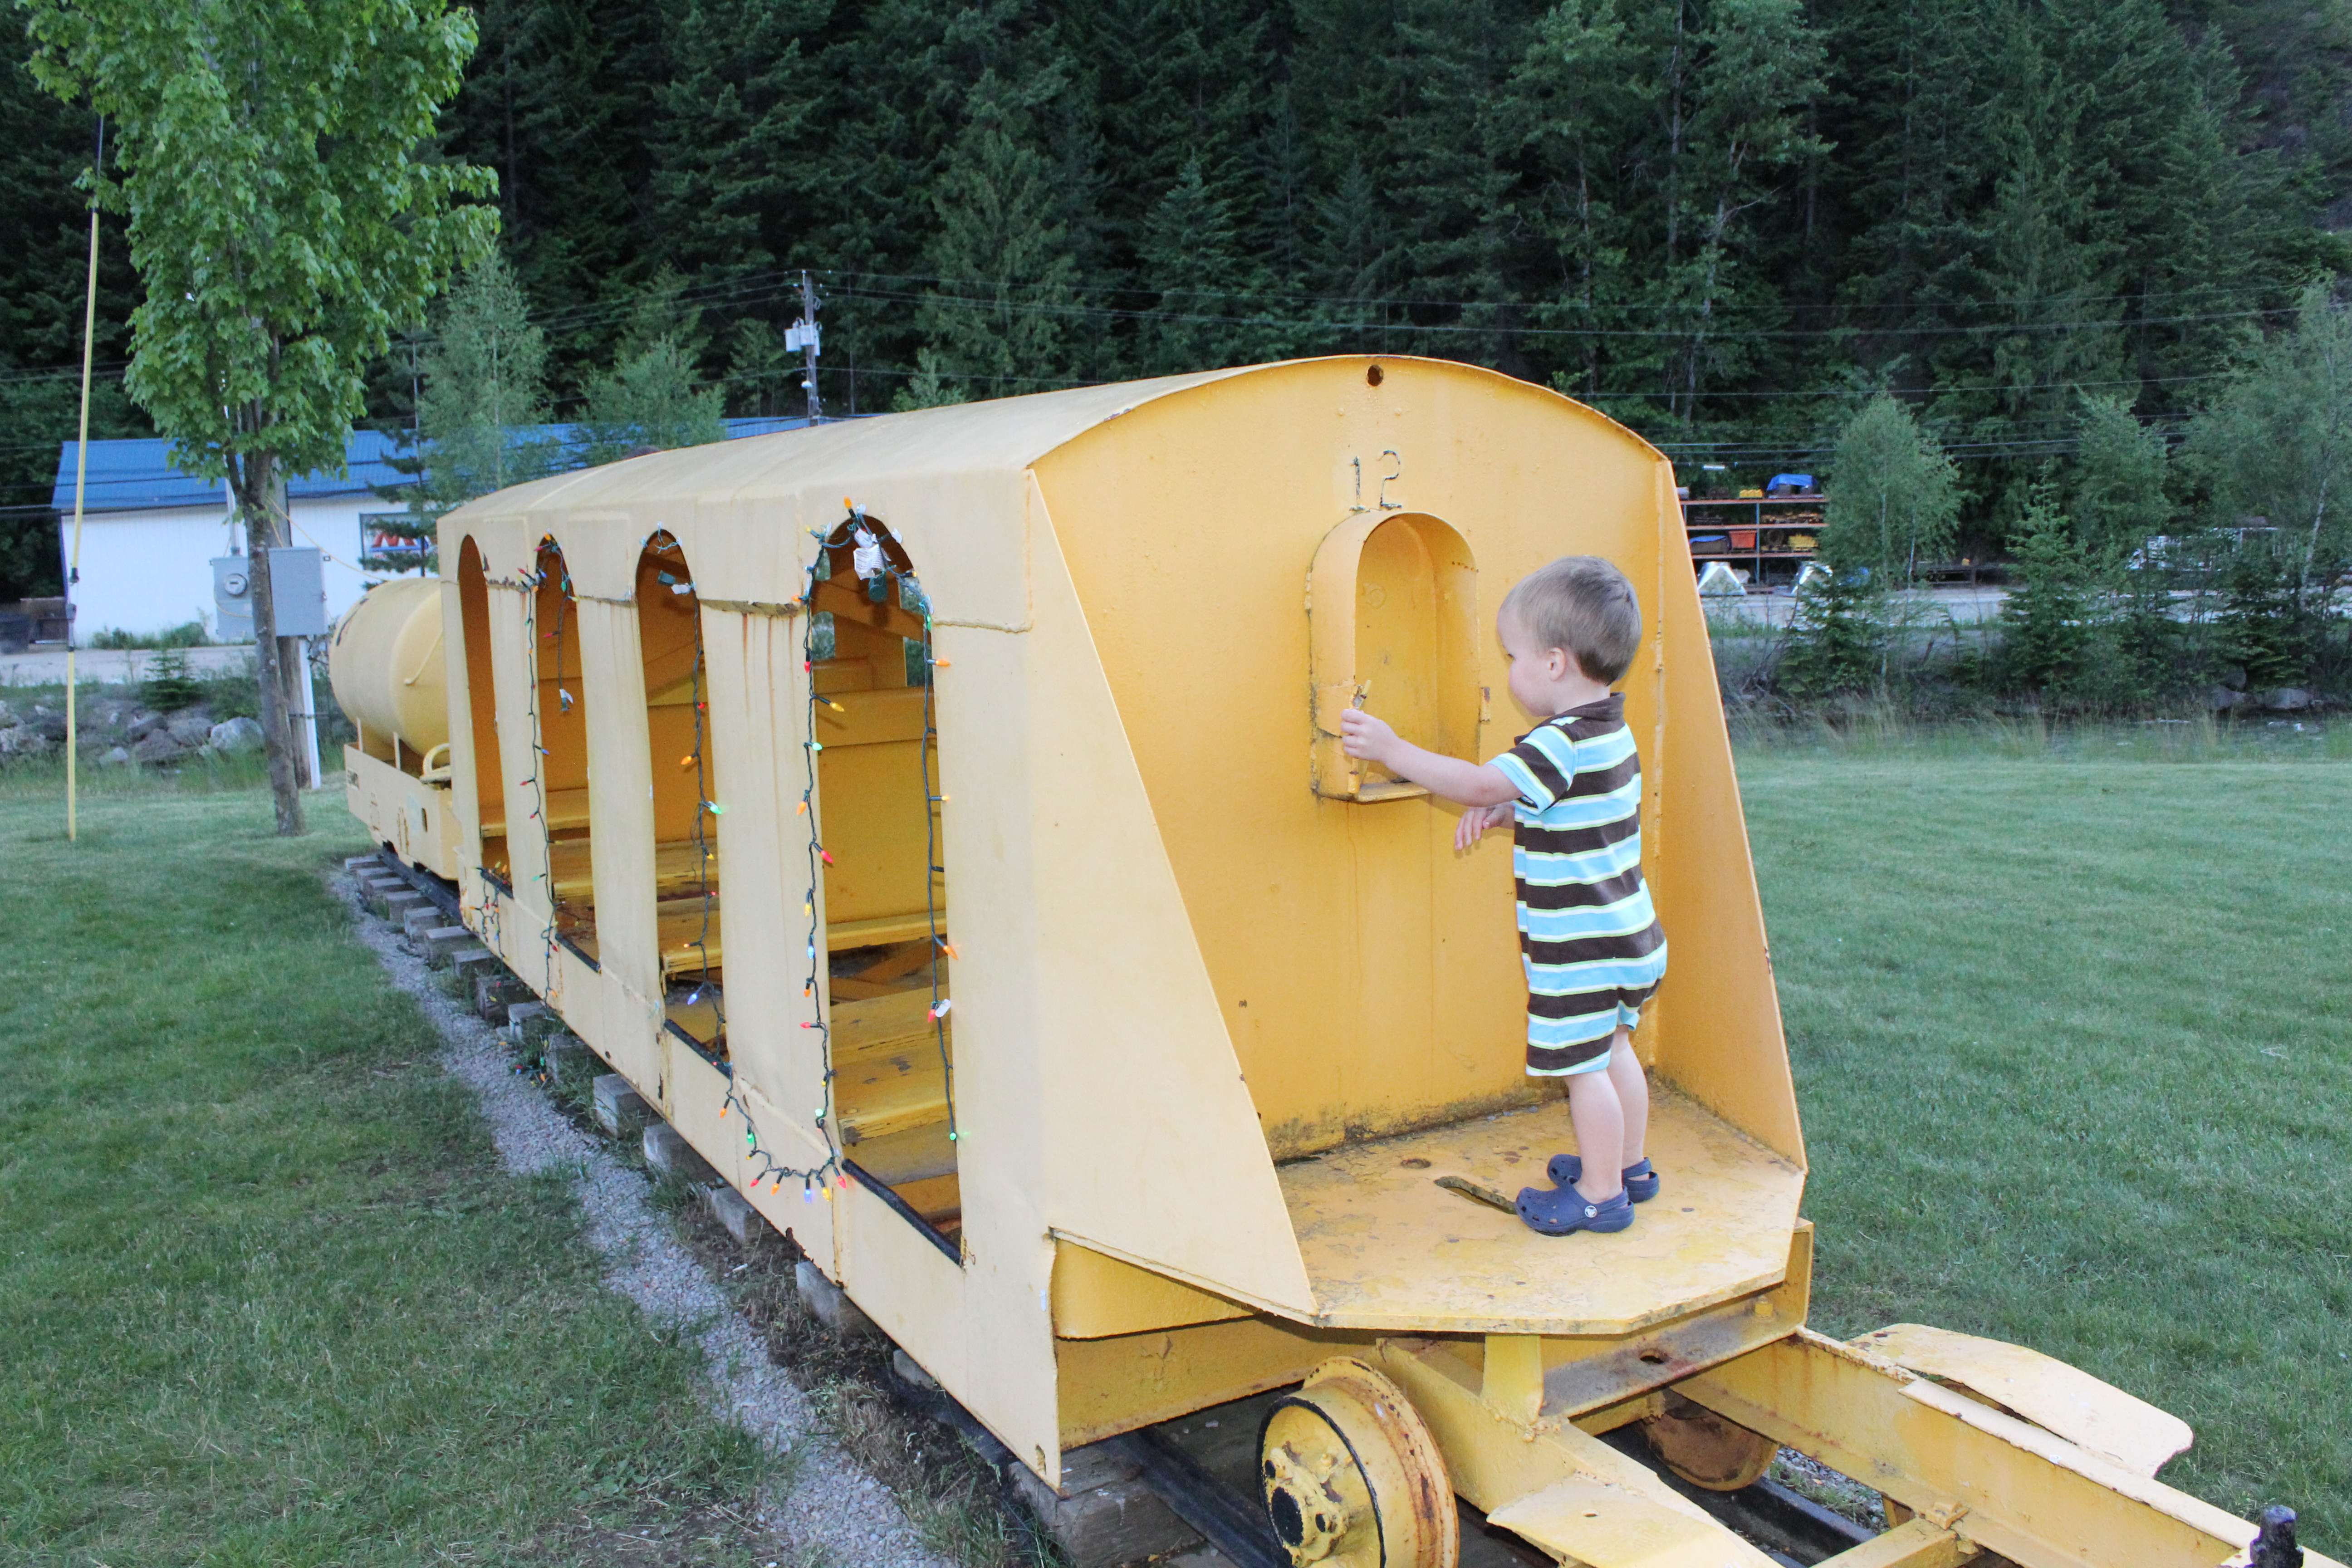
337, 358, 2328, 1568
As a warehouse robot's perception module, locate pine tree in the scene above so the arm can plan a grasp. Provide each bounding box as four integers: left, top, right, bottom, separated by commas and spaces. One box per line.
1996, 488, 2095, 699
905, 69, 1083, 402
1135, 156, 1265, 375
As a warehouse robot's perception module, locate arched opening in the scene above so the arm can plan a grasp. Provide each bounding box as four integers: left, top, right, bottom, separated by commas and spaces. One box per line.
531, 540, 597, 955
1309, 512, 1479, 800
456, 537, 509, 884
637, 533, 725, 1054
809, 515, 958, 1249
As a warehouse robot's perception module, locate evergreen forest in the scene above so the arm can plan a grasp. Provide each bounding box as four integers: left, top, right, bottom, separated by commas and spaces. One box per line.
4, 0, 2350, 604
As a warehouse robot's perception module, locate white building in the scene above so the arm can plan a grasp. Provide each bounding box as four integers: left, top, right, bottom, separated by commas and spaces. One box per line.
50, 419, 805, 642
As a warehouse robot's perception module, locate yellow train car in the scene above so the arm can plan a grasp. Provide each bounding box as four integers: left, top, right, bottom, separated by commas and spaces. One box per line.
336, 358, 2325, 1568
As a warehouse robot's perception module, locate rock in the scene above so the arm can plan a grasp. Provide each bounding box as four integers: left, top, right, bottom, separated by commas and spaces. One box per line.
210, 715, 264, 753
2204, 686, 2242, 711
164, 708, 215, 745
593, 1073, 650, 1137
0, 725, 52, 758
2261, 687, 2313, 711
644, 1122, 720, 1185
98, 746, 132, 767
704, 1184, 775, 1248
795, 1260, 882, 1340
128, 730, 189, 764
123, 711, 164, 742
2222, 665, 2248, 692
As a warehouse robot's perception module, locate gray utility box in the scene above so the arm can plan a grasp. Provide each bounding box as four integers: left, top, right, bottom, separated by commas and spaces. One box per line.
212, 548, 327, 641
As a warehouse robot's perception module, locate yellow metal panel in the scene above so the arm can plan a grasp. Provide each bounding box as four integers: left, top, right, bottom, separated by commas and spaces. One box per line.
1811, 1519, 1972, 1568
1370, 1338, 1745, 1541
1644, 463, 1803, 1161
1054, 1316, 1372, 1448
1486, 1475, 1779, 1568
1050, 1240, 1252, 1339
1851, 1324, 2191, 1480
1676, 1330, 2347, 1568
1279, 1093, 1803, 1333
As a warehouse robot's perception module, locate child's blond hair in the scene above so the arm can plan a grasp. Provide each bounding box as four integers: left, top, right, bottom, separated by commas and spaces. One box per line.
1503, 556, 1642, 683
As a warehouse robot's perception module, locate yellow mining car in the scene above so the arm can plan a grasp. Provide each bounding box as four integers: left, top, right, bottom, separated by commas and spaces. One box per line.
333, 358, 2323, 1568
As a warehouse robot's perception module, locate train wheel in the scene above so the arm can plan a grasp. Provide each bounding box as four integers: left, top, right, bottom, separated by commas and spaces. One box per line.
1257, 1357, 1459, 1568
1641, 1392, 1778, 1491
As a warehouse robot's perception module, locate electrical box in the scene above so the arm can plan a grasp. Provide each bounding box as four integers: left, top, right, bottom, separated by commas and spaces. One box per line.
213, 547, 327, 641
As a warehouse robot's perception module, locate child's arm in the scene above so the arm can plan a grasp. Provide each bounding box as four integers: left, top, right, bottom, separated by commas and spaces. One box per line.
1339, 709, 1522, 808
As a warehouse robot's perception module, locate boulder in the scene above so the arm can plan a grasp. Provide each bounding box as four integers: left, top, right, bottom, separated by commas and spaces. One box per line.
123, 711, 164, 742
129, 730, 189, 764
0, 725, 52, 758
209, 715, 264, 753
98, 746, 132, 768
2261, 687, 2313, 711
164, 708, 216, 745
2204, 686, 2242, 711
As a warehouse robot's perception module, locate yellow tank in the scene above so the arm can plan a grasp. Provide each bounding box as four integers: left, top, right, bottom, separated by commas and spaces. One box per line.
331, 575, 460, 877
329, 576, 448, 762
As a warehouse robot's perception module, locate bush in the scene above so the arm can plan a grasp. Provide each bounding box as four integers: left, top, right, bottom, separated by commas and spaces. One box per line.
90, 621, 209, 650
1779, 571, 1889, 700
141, 648, 205, 712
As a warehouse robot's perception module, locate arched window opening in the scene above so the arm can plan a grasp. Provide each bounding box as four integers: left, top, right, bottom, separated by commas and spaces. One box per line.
457, 538, 509, 884
809, 516, 959, 1250
531, 541, 597, 955
1308, 512, 1478, 801
637, 534, 726, 1056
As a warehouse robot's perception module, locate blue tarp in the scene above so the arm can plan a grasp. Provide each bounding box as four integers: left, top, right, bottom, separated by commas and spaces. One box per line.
51, 417, 810, 515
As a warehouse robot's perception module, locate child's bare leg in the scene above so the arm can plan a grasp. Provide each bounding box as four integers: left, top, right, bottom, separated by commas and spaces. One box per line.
1564, 1067, 1624, 1203
1604, 1028, 1648, 1167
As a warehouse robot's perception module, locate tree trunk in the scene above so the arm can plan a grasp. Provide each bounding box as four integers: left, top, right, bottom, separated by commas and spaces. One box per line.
240, 451, 304, 836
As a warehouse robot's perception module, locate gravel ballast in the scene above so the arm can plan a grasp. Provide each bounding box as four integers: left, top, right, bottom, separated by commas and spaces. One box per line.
338, 874, 953, 1568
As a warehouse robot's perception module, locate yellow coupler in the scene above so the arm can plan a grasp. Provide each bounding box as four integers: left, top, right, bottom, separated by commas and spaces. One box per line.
336, 358, 2334, 1568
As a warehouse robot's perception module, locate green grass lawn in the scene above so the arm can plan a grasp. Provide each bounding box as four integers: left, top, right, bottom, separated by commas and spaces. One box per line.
1742, 741, 2352, 1549
0, 786, 765, 1567
4, 738, 2347, 1561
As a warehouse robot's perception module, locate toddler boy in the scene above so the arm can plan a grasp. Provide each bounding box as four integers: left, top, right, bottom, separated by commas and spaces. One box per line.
1338, 555, 1666, 1237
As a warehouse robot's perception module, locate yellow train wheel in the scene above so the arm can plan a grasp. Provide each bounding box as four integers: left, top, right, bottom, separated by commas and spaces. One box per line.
1257, 1357, 1459, 1568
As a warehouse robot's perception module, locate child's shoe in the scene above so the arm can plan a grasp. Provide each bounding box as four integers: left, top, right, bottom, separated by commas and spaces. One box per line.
1515, 1182, 1635, 1236
1546, 1154, 1660, 1203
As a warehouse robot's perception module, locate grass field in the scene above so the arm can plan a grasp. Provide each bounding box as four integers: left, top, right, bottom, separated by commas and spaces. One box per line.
1, 733, 2346, 1562
1742, 737, 2352, 1549
0, 788, 769, 1567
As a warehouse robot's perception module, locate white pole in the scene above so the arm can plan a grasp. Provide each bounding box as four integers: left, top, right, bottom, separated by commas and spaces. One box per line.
293, 632, 323, 789
64, 123, 103, 842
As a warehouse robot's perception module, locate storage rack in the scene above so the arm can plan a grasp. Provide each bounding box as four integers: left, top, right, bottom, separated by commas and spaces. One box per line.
1682, 495, 1824, 588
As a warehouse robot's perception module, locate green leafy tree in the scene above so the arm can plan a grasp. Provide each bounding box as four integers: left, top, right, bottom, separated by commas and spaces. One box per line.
2185, 284, 2352, 601
26, 0, 496, 833
2067, 395, 2171, 555
1820, 393, 1962, 580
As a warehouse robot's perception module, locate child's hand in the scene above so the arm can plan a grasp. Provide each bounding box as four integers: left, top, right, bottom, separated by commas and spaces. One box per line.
1454, 801, 1511, 852
1338, 706, 1396, 763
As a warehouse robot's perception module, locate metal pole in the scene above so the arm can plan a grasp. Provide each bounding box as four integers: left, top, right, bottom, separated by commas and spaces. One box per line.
65, 118, 103, 843
292, 632, 322, 789
800, 270, 823, 425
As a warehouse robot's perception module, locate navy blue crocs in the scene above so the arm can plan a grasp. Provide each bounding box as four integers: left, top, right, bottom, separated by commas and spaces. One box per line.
1515, 1182, 1636, 1236
1546, 1154, 1661, 1204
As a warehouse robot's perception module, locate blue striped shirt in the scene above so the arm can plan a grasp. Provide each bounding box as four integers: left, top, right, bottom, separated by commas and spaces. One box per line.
1488, 694, 1666, 1069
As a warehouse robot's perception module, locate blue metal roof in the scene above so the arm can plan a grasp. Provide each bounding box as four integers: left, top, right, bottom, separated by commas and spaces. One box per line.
51, 417, 810, 514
